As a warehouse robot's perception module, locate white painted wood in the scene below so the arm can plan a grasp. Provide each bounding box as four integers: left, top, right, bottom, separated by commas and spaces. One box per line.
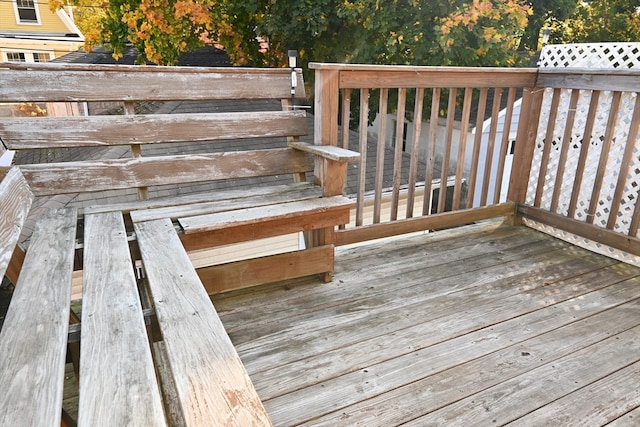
78, 212, 165, 427
0, 208, 77, 427
134, 218, 272, 426
0, 167, 33, 279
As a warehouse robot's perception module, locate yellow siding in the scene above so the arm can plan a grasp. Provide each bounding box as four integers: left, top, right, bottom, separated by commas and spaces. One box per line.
0, 2, 72, 33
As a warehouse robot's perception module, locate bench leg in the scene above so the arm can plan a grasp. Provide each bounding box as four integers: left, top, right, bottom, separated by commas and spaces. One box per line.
315, 226, 336, 283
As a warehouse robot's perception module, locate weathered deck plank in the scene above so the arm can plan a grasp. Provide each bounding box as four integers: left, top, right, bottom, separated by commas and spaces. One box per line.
211, 223, 640, 426
134, 218, 272, 426
0, 208, 77, 427
78, 212, 165, 426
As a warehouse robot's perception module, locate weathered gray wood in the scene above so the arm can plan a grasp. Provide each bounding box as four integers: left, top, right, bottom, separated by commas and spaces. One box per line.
509, 359, 640, 425
78, 212, 165, 427
537, 68, 640, 92
84, 182, 318, 215
2, 111, 308, 149
0, 208, 77, 427
134, 218, 272, 426
0, 167, 33, 280
178, 195, 355, 234
20, 148, 314, 196
288, 141, 361, 162
130, 184, 323, 223
0, 63, 305, 101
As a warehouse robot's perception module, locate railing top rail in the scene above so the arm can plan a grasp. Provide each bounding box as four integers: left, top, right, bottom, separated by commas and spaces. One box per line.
536, 68, 640, 91
309, 63, 537, 89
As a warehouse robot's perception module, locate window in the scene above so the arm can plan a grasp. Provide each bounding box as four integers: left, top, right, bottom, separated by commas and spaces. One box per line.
33, 52, 50, 62
6, 52, 26, 62
16, 0, 39, 23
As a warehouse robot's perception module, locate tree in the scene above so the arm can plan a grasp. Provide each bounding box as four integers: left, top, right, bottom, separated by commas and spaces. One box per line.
517, 0, 577, 51
51, 0, 532, 68
564, 0, 640, 43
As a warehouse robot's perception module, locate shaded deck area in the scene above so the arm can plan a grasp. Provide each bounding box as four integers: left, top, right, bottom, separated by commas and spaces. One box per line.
211, 221, 640, 425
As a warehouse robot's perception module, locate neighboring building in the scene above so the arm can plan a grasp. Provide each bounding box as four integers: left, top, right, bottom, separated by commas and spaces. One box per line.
0, 1, 84, 62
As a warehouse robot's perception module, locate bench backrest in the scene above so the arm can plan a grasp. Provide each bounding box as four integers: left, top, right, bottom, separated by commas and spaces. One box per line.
0, 62, 309, 200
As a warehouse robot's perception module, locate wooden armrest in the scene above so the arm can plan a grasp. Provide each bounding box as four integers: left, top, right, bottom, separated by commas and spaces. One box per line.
289, 141, 360, 163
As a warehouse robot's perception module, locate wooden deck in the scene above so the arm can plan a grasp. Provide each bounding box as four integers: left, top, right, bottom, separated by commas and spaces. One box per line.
207, 221, 640, 426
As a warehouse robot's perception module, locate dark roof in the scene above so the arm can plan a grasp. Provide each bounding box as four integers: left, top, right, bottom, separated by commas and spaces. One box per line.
52, 44, 231, 67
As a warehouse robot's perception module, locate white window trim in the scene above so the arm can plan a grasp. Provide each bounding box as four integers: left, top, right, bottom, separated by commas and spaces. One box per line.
2, 50, 53, 62
13, 0, 42, 25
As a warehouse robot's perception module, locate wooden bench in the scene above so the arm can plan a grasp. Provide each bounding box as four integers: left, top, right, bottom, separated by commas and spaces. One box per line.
0, 61, 359, 292
0, 62, 360, 425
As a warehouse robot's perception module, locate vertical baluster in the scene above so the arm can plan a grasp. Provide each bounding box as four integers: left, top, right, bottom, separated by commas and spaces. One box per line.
493, 88, 518, 205
535, 88, 562, 207
480, 88, 503, 207
406, 88, 425, 219
423, 88, 441, 216
588, 91, 621, 225
466, 88, 489, 208
390, 88, 407, 221
607, 94, 640, 230
341, 89, 352, 150
550, 89, 580, 213
356, 88, 369, 227
374, 89, 389, 224
438, 88, 457, 213
568, 90, 600, 218
453, 87, 473, 210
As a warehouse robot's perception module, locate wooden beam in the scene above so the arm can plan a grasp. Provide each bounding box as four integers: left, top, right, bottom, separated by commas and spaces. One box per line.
336, 203, 516, 246
197, 246, 334, 294
518, 204, 640, 256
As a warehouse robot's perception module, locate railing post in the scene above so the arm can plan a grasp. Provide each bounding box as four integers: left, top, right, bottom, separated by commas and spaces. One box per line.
507, 85, 544, 223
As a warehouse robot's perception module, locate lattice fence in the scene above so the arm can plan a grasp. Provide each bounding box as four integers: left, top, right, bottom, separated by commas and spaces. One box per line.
526, 43, 640, 266
538, 42, 640, 68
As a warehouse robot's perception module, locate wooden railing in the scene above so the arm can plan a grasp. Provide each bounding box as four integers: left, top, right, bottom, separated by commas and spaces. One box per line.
311, 63, 640, 258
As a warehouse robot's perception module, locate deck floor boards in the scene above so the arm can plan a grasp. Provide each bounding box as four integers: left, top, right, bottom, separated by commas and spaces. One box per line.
213, 221, 640, 426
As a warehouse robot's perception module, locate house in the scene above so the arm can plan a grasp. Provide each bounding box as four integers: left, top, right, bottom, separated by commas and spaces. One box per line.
0, 0, 84, 62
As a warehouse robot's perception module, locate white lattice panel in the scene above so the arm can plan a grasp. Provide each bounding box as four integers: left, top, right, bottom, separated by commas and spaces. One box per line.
539, 43, 640, 69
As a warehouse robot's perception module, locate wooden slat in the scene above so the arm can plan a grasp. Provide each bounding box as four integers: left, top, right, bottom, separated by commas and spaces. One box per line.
437, 88, 457, 213
467, 88, 488, 208
568, 90, 600, 218
340, 88, 352, 149
180, 206, 352, 251
307, 64, 537, 89
480, 87, 503, 207
607, 94, 640, 230
537, 68, 640, 92
356, 88, 369, 226
0, 208, 77, 427
422, 87, 441, 215
587, 91, 622, 224
288, 141, 360, 162
0, 64, 305, 102
84, 182, 318, 215
550, 88, 580, 213
179, 196, 354, 234
134, 218, 272, 426
453, 87, 472, 209
197, 245, 334, 294
130, 185, 323, 223
78, 212, 165, 426
336, 203, 515, 246
391, 88, 407, 220
406, 88, 425, 218
0, 168, 33, 280
374, 88, 389, 223
492, 87, 517, 205
20, 148, 314, 196
1, 111, 309, 149
534, 88, 562, 207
